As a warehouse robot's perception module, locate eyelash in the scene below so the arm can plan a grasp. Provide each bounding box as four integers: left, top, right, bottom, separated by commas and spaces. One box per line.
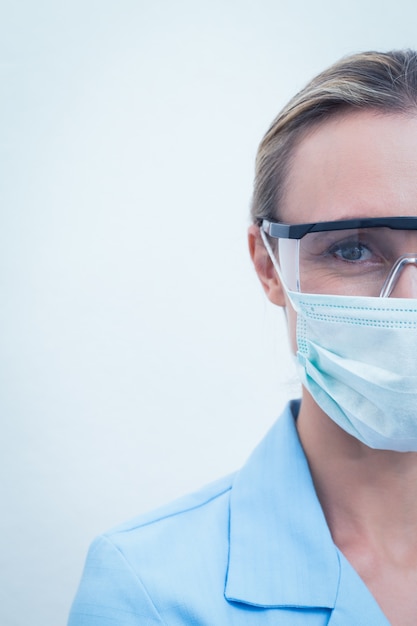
326, 239, 374, 262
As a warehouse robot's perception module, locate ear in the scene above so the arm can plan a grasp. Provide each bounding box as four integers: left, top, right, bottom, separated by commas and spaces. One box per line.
248, 224, 286, 307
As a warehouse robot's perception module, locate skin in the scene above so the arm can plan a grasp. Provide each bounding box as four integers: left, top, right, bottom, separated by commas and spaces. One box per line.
248, 111, 417, 626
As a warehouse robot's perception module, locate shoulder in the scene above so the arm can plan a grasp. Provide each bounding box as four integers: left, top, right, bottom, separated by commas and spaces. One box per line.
102, 473, 235, 575
68, 402, 317, 625
68, 474, 235, 625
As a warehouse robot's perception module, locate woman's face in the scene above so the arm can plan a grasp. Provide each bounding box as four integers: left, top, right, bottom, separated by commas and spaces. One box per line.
249, 110, 417, 351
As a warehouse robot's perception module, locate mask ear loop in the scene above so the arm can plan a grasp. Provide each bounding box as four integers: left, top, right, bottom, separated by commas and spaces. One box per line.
379, 254, 417, 297
259, 227, 288, 289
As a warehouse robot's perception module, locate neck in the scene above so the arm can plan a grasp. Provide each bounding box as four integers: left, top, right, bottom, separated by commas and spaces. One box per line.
297, 391, 417, 561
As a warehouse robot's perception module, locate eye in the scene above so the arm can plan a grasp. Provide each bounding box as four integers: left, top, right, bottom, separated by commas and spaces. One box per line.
328, 239, 374, 262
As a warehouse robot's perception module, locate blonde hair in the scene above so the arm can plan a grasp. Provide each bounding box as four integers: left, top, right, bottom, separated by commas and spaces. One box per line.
251, 50, 417, 224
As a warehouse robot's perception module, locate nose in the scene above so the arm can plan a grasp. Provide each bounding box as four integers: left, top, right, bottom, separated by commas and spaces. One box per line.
384, 257, 417, 298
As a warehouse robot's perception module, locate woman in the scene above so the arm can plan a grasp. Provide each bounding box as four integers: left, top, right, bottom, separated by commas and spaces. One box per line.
69, 50, 417, 625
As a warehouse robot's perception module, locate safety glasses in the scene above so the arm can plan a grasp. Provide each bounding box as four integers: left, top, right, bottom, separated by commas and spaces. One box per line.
261, 216, 417, 297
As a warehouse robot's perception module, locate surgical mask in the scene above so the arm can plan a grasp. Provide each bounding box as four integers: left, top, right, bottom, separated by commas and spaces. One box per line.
287, 290, 417, 452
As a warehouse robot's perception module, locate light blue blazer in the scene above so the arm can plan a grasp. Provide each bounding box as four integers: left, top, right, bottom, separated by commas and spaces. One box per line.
68, 401, 390, 625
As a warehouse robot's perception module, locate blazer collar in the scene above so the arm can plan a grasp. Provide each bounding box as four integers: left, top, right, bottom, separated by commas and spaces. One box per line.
225, 400, 340, 609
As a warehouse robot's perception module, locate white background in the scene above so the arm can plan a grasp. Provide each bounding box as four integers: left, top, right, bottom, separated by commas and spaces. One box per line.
2, 1, 417, 624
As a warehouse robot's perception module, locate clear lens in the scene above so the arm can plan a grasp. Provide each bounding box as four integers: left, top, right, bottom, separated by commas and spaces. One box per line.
277, 227, 417, 296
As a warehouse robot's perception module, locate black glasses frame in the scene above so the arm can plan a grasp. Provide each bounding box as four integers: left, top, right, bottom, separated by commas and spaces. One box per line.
262, 216, 417, 240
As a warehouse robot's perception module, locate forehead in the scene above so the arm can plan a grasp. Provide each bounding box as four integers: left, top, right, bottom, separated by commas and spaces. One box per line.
281, 111, 417, 224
